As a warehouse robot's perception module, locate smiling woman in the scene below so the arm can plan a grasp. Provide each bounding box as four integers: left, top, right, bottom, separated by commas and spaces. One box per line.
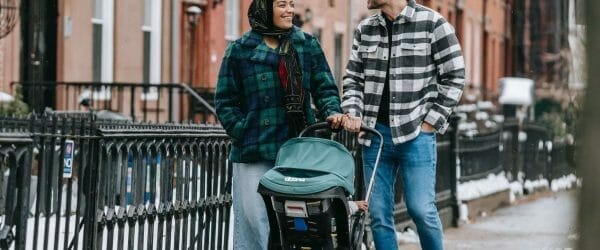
215, 0, 343, 249
272, 0, 295, 30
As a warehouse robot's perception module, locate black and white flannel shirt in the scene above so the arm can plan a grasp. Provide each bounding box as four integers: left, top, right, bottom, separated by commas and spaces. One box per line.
342, 0, 465, 145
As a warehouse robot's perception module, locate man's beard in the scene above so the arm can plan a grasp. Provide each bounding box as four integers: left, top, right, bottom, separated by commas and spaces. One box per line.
367, 0, 385, 9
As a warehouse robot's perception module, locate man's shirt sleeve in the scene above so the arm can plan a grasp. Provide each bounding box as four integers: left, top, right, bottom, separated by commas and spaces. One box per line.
425, 17, 466, 134
341, 27, 366, 119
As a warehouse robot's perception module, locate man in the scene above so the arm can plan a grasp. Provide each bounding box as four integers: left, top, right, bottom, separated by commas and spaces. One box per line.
333, 0, 465, 249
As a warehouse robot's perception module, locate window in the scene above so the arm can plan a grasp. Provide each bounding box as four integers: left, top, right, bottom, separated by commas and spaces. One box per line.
225, 0, 240, 40
143, 0, 151, 83
313, 28, 322, 43
142, 0, 162, 100
92, 0, 103, 82
91, 0, 113, 100
334, 33, 343, 84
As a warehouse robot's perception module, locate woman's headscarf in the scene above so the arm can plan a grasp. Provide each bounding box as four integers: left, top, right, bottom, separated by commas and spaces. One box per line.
248, 0, 307, 136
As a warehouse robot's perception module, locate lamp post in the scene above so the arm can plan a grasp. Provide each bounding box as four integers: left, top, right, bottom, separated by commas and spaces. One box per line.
186, 5, 201, 86
185, 5, 201, 121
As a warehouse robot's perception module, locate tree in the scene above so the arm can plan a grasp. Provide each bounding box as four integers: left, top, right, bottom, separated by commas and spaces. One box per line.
578, 0, 600, 249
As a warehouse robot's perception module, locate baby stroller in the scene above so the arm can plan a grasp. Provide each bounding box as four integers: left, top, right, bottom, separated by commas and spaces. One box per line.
258, 122, 383, 249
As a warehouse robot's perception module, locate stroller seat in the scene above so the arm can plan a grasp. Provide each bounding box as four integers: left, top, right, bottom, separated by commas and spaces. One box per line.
260, 137, 355, 195
259, 137, 358, 249
258, 122, 383, 250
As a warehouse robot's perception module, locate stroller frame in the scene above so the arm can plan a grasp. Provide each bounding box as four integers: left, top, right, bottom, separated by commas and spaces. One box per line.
258, 122, 383, 250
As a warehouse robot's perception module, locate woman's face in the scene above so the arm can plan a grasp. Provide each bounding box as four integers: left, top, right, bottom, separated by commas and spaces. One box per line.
272, 0, 295, 30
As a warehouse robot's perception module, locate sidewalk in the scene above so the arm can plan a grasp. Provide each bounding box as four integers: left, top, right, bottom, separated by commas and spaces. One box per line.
400, 190, 578, 250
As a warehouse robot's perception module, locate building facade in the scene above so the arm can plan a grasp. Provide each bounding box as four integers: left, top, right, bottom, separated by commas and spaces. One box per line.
1, 0, 515, 115
350, 0, 513, 103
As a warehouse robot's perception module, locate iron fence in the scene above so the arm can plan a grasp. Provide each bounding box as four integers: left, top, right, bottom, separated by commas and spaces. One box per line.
501, 118, 520, 181
0, 115, 231, 250
522, 123, 551, 182
0, 132, 33, 250
0, 113, 578, 249
12, 82, 216, 124
457, 129, 503, 182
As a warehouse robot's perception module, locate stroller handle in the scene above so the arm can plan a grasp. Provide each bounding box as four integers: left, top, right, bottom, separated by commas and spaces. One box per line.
298, 122, 384, 203
298, 122, 383, 141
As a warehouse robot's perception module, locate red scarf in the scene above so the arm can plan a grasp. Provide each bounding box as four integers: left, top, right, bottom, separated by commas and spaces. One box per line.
277, 39, 306, 137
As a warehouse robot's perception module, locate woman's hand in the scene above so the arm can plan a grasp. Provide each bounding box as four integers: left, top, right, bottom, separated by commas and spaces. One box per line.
355, 200, 369, 212
326, 114, 345, 129
327, 113, 363, 134
342, 114, 362, 133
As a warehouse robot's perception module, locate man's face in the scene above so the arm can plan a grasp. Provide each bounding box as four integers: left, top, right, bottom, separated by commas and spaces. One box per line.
367, 0, 387, 9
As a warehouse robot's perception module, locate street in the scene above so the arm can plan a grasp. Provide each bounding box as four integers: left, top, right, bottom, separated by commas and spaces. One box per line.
401, 190, 578, 250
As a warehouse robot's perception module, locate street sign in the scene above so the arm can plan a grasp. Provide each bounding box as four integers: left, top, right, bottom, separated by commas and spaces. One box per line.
63, 140, 74, 178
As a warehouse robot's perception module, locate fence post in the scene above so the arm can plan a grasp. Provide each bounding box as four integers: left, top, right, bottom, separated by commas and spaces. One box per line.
448, 115, 461, 226
83, 118, 101, 250
14, 140, 33, 250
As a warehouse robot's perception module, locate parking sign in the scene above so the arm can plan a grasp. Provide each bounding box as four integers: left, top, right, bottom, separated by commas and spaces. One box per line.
63, 140, 74, 178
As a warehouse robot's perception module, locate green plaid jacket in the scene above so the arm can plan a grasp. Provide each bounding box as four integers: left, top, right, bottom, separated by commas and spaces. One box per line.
215, 27, 342, 163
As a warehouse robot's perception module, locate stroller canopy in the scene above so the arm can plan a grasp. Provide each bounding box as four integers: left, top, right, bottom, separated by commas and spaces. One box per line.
260, 137, 355, 195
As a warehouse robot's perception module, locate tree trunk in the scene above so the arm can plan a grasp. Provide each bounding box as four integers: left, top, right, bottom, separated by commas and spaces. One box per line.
578, 0, 600, 249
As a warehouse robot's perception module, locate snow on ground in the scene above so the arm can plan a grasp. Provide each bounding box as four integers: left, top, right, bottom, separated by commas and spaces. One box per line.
0, 92, 14, 102
396, 228, 420, 244
14, 212, 231, 250
523, 178, 550, 193
457, 172, 511, 201
550, 174, 578, 192
509, 181, 524, 203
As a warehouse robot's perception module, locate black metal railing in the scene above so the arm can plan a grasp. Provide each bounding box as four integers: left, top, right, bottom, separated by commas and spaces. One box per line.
522, 123, 551, 182
0, 113, 578, 249
501, 118, 520, 181
548, 142, 575, 181
457, 129, 503, 182
0, 114, 232, 250
0, 132, 33, 250
89, 123, 232, 250
12, 82, 216, 124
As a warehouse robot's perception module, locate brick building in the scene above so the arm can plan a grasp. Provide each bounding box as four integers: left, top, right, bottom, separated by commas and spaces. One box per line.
0, 0, 514, 115
349, 0, 512, 103
418, 0, 512, 102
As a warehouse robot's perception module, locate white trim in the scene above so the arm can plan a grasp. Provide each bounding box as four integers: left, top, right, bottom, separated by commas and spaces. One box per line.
225, 0, 240, 41
150, 0, 162, 84
171, 0, 180, 83
101, 0, 114, 82
91, 18, 103, 24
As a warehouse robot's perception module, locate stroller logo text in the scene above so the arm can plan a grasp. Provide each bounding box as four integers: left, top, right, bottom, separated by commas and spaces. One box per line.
284, 177, 306, 182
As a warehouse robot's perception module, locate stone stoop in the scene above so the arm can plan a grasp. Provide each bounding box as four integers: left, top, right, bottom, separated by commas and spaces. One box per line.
461, 188, 511, 223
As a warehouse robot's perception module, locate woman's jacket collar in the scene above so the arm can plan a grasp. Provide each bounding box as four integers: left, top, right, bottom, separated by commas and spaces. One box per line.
239, 26, 306, 49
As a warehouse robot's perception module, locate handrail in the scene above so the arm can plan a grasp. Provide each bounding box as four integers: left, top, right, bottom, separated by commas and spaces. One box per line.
178, 82, 216, 115
10, 81, 217, 121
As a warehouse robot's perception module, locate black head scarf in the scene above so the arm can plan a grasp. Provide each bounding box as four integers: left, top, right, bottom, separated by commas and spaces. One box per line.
248, 0, 307, 136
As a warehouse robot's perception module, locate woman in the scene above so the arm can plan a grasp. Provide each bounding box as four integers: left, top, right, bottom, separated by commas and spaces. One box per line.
215, 0, 344, 248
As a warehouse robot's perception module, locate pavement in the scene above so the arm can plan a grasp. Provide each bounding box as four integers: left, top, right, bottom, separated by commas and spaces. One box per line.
399, 190, 578, 250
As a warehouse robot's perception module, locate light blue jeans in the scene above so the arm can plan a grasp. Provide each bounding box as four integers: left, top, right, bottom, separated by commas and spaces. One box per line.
232, 161, 274, 250
362, 123, 443, 250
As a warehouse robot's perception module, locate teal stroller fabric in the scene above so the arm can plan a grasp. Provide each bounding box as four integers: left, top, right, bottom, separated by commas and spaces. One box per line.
260, 137, 355, 195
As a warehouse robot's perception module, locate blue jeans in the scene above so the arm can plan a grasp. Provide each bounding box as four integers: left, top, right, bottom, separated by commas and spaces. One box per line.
362, 123, 443, 250
232, 161, 274, 250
